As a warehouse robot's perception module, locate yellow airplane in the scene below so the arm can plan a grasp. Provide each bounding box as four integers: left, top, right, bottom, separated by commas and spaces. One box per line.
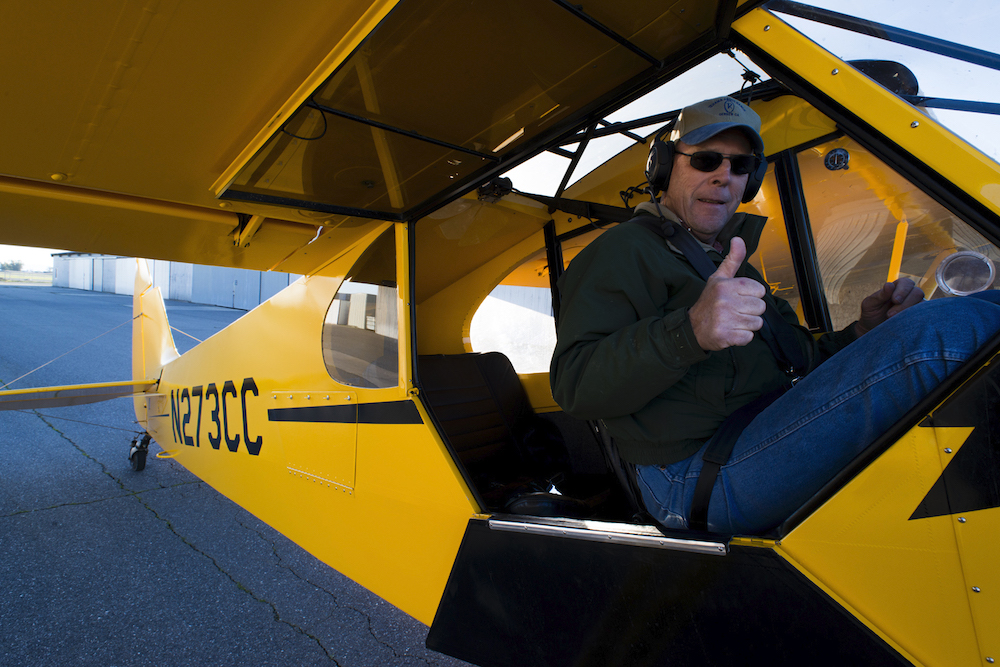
2, 1, 999, 664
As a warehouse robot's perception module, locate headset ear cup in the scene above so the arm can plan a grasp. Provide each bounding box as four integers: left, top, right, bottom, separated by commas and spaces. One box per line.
645, 140, 675, 195
742, 153, 767, 203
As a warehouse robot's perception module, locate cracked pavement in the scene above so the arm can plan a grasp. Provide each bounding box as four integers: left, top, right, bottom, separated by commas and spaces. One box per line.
0, 285, 472, 667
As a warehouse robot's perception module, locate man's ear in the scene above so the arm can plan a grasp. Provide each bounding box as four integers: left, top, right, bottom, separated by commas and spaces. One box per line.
741, 153, 767, 203
645, 139, 675, 196
646, 121, 678, 196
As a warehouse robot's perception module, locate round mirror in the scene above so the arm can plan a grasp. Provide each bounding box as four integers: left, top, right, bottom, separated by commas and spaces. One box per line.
935, 251, 996, 296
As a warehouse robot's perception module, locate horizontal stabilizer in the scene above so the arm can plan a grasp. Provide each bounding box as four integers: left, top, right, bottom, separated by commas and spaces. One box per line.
0, 380, 156, 411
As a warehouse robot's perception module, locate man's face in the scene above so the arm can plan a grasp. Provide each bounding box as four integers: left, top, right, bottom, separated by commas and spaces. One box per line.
660, 129, 753, 244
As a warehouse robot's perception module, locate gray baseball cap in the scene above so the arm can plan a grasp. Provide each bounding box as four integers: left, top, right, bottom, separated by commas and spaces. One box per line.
669, 96, 764, 153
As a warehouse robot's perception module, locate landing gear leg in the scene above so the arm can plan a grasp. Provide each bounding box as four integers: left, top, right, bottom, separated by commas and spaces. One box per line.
128, 433, 151, 472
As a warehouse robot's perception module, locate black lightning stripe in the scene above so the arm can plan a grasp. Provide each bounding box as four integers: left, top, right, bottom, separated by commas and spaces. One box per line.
910, 362, 1000, 520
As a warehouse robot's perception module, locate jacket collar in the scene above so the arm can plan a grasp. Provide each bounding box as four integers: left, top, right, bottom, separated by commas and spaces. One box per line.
632, 201, 767, 256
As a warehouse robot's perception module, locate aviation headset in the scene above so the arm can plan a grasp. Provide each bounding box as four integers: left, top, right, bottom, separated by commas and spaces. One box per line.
645, 122, 767, 204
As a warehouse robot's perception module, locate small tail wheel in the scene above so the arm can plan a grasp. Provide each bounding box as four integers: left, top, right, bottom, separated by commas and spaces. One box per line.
128, 433, 152, 472
130, 447, 147, 471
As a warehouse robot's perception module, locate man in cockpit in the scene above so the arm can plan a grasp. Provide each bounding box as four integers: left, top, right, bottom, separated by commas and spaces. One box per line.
549, 96, 1000, 534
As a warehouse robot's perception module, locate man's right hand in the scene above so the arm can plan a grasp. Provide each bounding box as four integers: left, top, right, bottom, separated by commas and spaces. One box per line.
688, 237, 766, 351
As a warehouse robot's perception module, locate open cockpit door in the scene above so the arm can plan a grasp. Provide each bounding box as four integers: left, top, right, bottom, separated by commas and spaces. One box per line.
427, 516, 911, 666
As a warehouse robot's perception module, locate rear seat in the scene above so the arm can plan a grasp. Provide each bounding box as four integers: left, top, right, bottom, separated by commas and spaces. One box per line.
418, 352, 611, 517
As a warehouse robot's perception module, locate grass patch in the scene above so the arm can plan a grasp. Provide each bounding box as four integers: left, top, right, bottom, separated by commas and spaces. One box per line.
0, 270, 53, 285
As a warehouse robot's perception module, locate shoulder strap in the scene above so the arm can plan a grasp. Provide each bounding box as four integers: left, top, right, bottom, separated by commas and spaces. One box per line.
627, 215, 807, 379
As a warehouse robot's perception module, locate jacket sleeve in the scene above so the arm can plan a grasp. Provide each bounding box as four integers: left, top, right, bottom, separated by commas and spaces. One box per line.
549, 232, 709, 420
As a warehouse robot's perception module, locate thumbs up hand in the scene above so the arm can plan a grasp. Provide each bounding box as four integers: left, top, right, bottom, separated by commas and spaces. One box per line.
688, 237, 766, 351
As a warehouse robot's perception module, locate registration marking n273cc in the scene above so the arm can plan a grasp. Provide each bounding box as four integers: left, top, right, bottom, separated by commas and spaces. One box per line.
170, 377, 263, 455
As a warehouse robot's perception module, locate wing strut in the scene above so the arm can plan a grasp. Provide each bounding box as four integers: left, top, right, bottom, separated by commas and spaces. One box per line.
554, 123, 597, 200
0, 380, 156, 411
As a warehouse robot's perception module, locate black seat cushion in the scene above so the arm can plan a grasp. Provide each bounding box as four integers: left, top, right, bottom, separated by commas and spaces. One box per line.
418, 352, 580, 513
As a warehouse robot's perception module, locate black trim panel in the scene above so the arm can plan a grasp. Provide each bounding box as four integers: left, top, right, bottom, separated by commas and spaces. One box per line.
269, 405, 355, 423
358, 400, 423, 424
267, 400, 422, 424
427, 518, 909, 667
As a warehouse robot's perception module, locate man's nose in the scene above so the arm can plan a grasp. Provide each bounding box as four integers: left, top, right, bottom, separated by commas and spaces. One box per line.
710, 160, 733, 183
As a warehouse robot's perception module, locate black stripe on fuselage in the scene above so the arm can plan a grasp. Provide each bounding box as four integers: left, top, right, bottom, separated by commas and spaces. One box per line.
267, 400, 423, 425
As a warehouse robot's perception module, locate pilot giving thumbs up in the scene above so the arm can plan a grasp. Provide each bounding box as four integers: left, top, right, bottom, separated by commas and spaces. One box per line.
688, 237, 766, 351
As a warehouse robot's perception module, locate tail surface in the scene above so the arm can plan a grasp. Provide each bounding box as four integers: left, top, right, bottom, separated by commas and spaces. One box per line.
133, 259, 180, 425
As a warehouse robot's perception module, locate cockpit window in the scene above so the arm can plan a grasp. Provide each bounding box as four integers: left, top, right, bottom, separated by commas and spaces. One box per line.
799, 137, 1000, 330
323, 227, 398, 388
741, 162, 804, 323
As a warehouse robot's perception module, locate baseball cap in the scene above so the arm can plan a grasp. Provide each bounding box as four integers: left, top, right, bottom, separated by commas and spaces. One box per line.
669, 96, 764, 153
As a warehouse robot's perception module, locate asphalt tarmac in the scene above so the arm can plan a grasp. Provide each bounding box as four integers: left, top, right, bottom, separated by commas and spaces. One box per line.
0, 285, 470, 667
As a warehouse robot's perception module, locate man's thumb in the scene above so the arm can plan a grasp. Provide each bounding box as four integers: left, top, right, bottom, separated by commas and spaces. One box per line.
714, 236, 746, 280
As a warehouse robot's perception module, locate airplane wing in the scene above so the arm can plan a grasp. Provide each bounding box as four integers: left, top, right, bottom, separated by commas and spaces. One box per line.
0, 0, 761, 275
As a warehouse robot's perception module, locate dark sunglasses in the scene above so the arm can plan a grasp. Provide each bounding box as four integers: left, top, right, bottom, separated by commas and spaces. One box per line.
676, 150, 760, 175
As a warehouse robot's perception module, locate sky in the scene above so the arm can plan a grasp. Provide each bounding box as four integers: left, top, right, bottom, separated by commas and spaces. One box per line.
3, 0, 999, 272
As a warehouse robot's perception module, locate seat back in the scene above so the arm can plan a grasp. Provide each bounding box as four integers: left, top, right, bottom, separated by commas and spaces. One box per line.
418, 352, 569, 509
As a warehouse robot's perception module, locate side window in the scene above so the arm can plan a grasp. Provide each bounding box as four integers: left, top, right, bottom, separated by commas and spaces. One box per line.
323, 227, 399, 388
469, 226, 611, 374
470, 246, 555, 374
799, 137, 1000, 330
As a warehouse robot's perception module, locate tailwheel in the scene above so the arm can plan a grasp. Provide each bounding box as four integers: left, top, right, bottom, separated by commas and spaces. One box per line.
128, 433, 151, 472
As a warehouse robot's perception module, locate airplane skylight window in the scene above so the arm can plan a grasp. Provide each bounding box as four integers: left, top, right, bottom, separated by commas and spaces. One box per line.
503, 51, 771, 197
220, 0, 728, 220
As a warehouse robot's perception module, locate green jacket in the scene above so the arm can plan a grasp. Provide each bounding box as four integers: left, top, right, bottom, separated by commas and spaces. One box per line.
550, 209, 857, 465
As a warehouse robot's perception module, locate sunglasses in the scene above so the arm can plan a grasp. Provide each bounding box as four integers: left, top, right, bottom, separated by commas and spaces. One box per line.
676, 150, 760, 176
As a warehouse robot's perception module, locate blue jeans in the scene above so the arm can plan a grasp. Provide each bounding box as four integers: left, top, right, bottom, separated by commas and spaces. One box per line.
636, 292, 1000, 534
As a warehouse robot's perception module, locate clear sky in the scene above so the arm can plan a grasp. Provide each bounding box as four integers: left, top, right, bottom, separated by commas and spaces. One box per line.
3, 0, 997, 271
0, 245, 62, 272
